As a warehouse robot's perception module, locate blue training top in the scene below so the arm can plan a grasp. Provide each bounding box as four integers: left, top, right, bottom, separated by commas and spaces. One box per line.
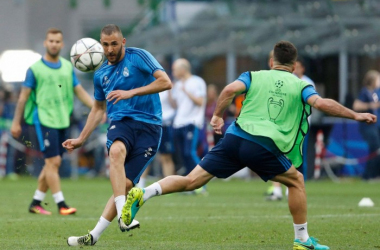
94, 47, 164, 125
226, 71, 319, 154
23, 57, 80, 89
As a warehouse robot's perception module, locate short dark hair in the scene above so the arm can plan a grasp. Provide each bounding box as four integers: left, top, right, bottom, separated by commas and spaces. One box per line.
101, 24, 123, 36
46, 28, 62, 38
273, 41, 297, 66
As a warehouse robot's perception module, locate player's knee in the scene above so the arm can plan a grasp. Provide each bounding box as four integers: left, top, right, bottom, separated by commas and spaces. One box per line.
45, 157, 61, 169
290, 171, 304, 188
109, 143, 126, 161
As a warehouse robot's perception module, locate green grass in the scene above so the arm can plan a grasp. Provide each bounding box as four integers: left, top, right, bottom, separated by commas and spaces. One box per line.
0, 177, 379, 249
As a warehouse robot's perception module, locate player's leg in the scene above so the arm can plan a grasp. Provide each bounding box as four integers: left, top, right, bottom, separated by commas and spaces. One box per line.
122, 165, 214, 225
108, 140, 130, 220
67, 144, 137, 247
272, 167, 329, 249
239, 136, 328, 250
272, 167, 306, 225
43, 155, 76, 214
29, 167, 52, 215
122, 134, 242, 225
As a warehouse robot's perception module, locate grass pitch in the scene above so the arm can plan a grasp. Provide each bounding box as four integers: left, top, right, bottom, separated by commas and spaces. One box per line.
0, 177, 379, 249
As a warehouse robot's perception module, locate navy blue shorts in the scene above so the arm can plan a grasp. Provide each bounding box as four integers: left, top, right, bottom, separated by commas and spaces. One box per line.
199, 133, 292, 181
158, 125, 174, 154
35, 123, 68, 159
106, 118, 162, 185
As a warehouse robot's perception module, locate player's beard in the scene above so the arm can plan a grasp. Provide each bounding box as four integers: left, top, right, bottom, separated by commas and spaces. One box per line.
107, 46, 123, 64
47, 48, 60, 59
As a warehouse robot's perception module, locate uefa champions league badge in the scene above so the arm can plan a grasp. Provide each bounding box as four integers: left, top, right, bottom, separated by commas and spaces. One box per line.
123, 67, 129, 77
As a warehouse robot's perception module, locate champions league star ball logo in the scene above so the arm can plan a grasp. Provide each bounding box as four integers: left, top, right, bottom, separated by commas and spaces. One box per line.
275, 80, 284, 93
275, 80, 284, 89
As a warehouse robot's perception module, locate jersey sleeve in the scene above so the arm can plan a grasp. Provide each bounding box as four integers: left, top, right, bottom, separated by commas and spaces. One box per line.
23, 68, 36, 89
93, 75, 105, 101
130, 49, 164, 75
302, 85, 319, 103
72, 69, 80, 87
236, 71, 251, 93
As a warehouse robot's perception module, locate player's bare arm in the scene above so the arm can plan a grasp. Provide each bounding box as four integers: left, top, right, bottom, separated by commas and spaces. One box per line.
74, 84, 94, 109
10, 87, 32, 138
106, 70, 172, 104
308, 95, 376, 123
211, 80, 246, 134
62, 100, 106, 152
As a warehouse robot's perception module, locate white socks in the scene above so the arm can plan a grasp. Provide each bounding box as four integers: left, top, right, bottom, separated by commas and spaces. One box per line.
114, 195, 125, 219
143, 182, 162, 201
52, 191, 64, 204
90, 216, 111, 242
294, 222, 310, 242
33, 190, 46, 201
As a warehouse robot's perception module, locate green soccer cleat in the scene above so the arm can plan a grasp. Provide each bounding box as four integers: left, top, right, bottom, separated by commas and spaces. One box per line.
122, 187, 145, 226
293, 237, 330, 250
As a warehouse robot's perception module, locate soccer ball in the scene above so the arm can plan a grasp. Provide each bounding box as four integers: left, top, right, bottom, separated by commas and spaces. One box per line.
70, 38, 104, 72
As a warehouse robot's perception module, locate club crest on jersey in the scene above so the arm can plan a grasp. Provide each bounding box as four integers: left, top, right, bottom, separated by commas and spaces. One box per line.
103, 76, 110, 86
123, 67, 129, 77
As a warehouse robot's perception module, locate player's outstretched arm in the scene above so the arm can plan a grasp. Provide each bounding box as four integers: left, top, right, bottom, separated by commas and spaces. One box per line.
308, 95, 377, 124
11, 87, 32, 138
107, 70, 172, 104
62, 100, 106, 152
211, 80, 246, 134
74, 84, 94, 109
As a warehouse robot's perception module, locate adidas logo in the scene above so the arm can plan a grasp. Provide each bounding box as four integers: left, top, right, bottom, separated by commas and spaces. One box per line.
298, 227, 305, 231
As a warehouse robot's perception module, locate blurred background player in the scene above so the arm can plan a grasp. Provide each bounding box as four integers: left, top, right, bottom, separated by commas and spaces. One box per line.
170, 58, 207, 176
10, 28, 93, 215
64, 24, 172, 246
353, 70, 380, 180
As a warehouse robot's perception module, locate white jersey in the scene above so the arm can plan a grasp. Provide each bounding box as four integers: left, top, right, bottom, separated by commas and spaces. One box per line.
159, 90, 175, 125
172, 75, 207, 129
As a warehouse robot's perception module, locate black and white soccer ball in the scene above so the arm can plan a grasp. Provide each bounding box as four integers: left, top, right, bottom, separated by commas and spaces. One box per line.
70, 38, 104, 72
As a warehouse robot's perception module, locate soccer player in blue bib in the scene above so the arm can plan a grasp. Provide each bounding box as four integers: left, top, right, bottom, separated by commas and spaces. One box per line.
63, 24, 172, 246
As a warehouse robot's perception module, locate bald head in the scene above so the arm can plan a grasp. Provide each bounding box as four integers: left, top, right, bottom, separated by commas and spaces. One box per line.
172, 58, 191, 80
